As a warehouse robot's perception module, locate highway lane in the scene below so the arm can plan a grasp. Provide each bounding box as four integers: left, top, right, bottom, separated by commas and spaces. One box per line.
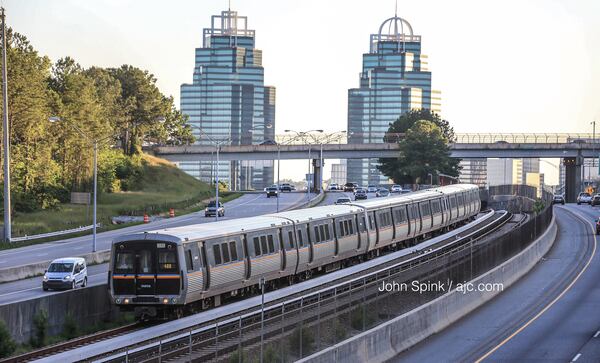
0, 192, 311, 305
0, 192, 308, 272
391, 205, 600, 363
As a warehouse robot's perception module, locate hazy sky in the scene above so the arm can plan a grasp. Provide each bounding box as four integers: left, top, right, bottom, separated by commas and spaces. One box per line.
3, 0, 600, 183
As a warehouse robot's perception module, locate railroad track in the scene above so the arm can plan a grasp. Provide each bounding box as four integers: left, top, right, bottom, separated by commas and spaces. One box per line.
0, 322, 146, 363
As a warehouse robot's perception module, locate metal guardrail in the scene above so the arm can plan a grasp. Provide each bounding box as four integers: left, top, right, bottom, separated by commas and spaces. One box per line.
9, 223, 101, 243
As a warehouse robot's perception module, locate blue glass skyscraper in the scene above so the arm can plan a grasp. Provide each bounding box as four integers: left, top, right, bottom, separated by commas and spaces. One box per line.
180, 9, 276, 190
347, 14, 441, 186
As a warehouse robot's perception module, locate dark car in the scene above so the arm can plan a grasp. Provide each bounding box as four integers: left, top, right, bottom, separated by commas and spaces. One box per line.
266, 187, 278, 198
376, 189, 390, 197
205, 201, 224, 217
259, 139, 278, 145
343, 182, 356, 192
279, 183, 293, 192
592, 194, 600, 206
552, 194, 565, 205
596, 218, 600, 235
354, 189, 368, 200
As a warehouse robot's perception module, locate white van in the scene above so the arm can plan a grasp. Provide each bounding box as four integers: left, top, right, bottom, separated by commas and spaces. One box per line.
42, 257, 87, 291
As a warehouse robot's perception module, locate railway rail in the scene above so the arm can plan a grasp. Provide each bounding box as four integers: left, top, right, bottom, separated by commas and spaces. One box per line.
0, 322, 146, 363
33, 209, 512, 363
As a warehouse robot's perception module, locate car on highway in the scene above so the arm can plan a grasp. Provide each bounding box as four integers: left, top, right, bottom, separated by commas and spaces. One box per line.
552, 194, 565, 205
205, 201, 224, 217
43, 257, 87, 291
367, 185, 378, 193
259, 139, 278, 145
354, 189, 368, 200
376, 189, 390, 197
577, 192, 592, 205
280, 183, 293, 192
596, 218, 600, 235
334, 196, 352, 205
343, 182, 356, 192
592, 194, 600, 206
266, 187, 279, 198
390, 185, 403, 193
329, 183, 339, 191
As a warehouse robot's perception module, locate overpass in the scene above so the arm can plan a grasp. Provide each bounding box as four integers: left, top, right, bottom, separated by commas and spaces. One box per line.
154, 133, 597, 203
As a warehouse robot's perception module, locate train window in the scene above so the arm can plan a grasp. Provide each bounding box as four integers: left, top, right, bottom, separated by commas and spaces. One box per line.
420, 203, 431, 216
339, 221, 345, 237
260, 236, 268, 255
229, 242, 238, 261
221, 243, 231, 263
368, 215, 374, 229
324, 225, 331, 240
288, 231, 295, 248
349, 220, 354, 235
115, 252, 134, 274
267, 235, 275, 253
314, 226, 321, 243
344, 220, 349, 235
139, 250, 153, 274
158, 250, 177, 273
253, 237, 261, 256
213, 245, 222, 265
362, 217, 367, 231
297, 230, 304, 247
185, 250, 193, 272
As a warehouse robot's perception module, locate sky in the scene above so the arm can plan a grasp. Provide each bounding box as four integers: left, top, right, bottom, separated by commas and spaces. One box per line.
3, 0, 600, 184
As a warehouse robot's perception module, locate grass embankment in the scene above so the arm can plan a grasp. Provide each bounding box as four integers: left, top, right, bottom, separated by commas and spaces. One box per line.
1, 154, 240, 249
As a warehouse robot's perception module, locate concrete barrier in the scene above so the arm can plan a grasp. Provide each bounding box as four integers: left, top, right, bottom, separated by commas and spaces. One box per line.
0, 250, 110, 283
0, 284, 117, 344
299, 215, 558, 363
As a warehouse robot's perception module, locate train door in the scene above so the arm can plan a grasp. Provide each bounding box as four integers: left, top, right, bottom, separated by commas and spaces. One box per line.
201, 242, 210, 289
278, 228, 286, 271
369, 212, 378, 245
306, 225, 314, 263
135, 249, 155, 296
355, 214, 363, 251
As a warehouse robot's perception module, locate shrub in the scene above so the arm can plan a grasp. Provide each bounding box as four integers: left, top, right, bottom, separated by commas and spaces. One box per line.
31, 309, 48, 348
0, 319, 16, 358
62, 314, 79, 340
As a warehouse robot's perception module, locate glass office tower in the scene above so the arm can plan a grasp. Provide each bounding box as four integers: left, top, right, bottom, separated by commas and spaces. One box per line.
347, 14, 441, 186
180, 9, 276, 190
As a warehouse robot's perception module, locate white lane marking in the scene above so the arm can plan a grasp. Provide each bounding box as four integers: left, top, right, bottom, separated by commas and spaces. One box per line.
594, 330, 600, 338
0, 271, 108, 298
572, 353, 582, 362
36, 253, 48, 257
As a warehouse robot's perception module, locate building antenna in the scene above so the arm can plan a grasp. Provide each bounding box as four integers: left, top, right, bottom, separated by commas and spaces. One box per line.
228, 0, 231, 11
395, 0, 398, 16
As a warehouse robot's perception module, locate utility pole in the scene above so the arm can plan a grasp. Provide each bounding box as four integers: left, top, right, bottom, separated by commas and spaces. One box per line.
592, 121, 597, 180
1, 8, 11, 242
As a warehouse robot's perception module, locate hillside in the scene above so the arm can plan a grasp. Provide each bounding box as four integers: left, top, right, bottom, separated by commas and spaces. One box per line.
7, 154, 236, 240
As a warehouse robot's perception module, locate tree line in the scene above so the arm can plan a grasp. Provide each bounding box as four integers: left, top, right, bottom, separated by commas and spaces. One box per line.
0, 29, 195, 213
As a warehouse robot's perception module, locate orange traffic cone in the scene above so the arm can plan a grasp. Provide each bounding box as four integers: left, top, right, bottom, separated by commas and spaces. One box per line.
143, 214, 149, 223
169, 208, 175, 218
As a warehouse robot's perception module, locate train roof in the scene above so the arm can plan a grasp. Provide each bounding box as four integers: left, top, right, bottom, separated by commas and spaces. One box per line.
112, 184, 480, 245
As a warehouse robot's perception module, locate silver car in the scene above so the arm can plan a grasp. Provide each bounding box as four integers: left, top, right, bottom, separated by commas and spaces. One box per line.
43, 257, 87, 290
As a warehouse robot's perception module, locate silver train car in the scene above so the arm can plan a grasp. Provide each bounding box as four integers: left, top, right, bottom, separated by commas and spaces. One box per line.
108, 184, 480, 317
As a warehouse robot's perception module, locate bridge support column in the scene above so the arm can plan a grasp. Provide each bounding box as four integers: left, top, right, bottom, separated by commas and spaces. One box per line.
312, 159, 323, 193
564, 155, 582, 203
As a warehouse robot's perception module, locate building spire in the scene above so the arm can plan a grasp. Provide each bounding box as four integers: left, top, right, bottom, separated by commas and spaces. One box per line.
395, 0, 398, 16
228, 0, 231, 11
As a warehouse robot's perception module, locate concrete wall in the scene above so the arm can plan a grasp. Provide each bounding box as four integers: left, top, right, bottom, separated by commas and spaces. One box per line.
0, 284, 117, 344
299, 215, 558, 363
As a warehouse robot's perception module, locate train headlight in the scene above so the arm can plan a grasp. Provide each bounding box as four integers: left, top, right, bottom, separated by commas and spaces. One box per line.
123, 298, 130, 304
163, 298, 169, 304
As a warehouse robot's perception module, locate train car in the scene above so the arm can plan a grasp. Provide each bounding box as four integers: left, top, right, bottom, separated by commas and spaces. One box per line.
108, 184, 481, 318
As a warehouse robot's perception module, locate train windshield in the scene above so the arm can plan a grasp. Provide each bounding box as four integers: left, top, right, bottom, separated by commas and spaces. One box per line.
113, 241, 179, 275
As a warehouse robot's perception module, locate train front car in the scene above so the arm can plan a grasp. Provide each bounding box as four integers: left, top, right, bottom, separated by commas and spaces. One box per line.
109, 234, 185, 319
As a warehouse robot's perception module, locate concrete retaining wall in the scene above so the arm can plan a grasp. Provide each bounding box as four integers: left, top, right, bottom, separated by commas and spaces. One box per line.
0, 250, 110, 283
0, 284, 117, 344
299, 215, 558, 363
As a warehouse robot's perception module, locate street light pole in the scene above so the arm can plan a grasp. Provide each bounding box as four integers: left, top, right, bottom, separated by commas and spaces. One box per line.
215, 144, 220, 222
1, 7, 11, 242
277, 145, 280, 212
92, 141, 98, 252
259, 276, 265, 363
307, 146, 311, 201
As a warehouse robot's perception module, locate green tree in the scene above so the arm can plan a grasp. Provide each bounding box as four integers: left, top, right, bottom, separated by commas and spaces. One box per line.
0, 319, 16, 358
32, 309, 48, 348
383, 109, 455, 143
378, 120, 460, 184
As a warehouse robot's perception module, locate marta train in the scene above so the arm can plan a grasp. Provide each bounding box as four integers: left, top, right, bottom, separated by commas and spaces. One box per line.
108, 184, 481, 318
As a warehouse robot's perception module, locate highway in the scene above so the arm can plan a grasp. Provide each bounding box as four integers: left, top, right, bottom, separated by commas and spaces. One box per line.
0, 192, 309, 305
392, 204, 600, 363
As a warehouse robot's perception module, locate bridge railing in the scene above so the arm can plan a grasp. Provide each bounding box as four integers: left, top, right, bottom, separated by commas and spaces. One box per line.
454, 133, 596, 144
